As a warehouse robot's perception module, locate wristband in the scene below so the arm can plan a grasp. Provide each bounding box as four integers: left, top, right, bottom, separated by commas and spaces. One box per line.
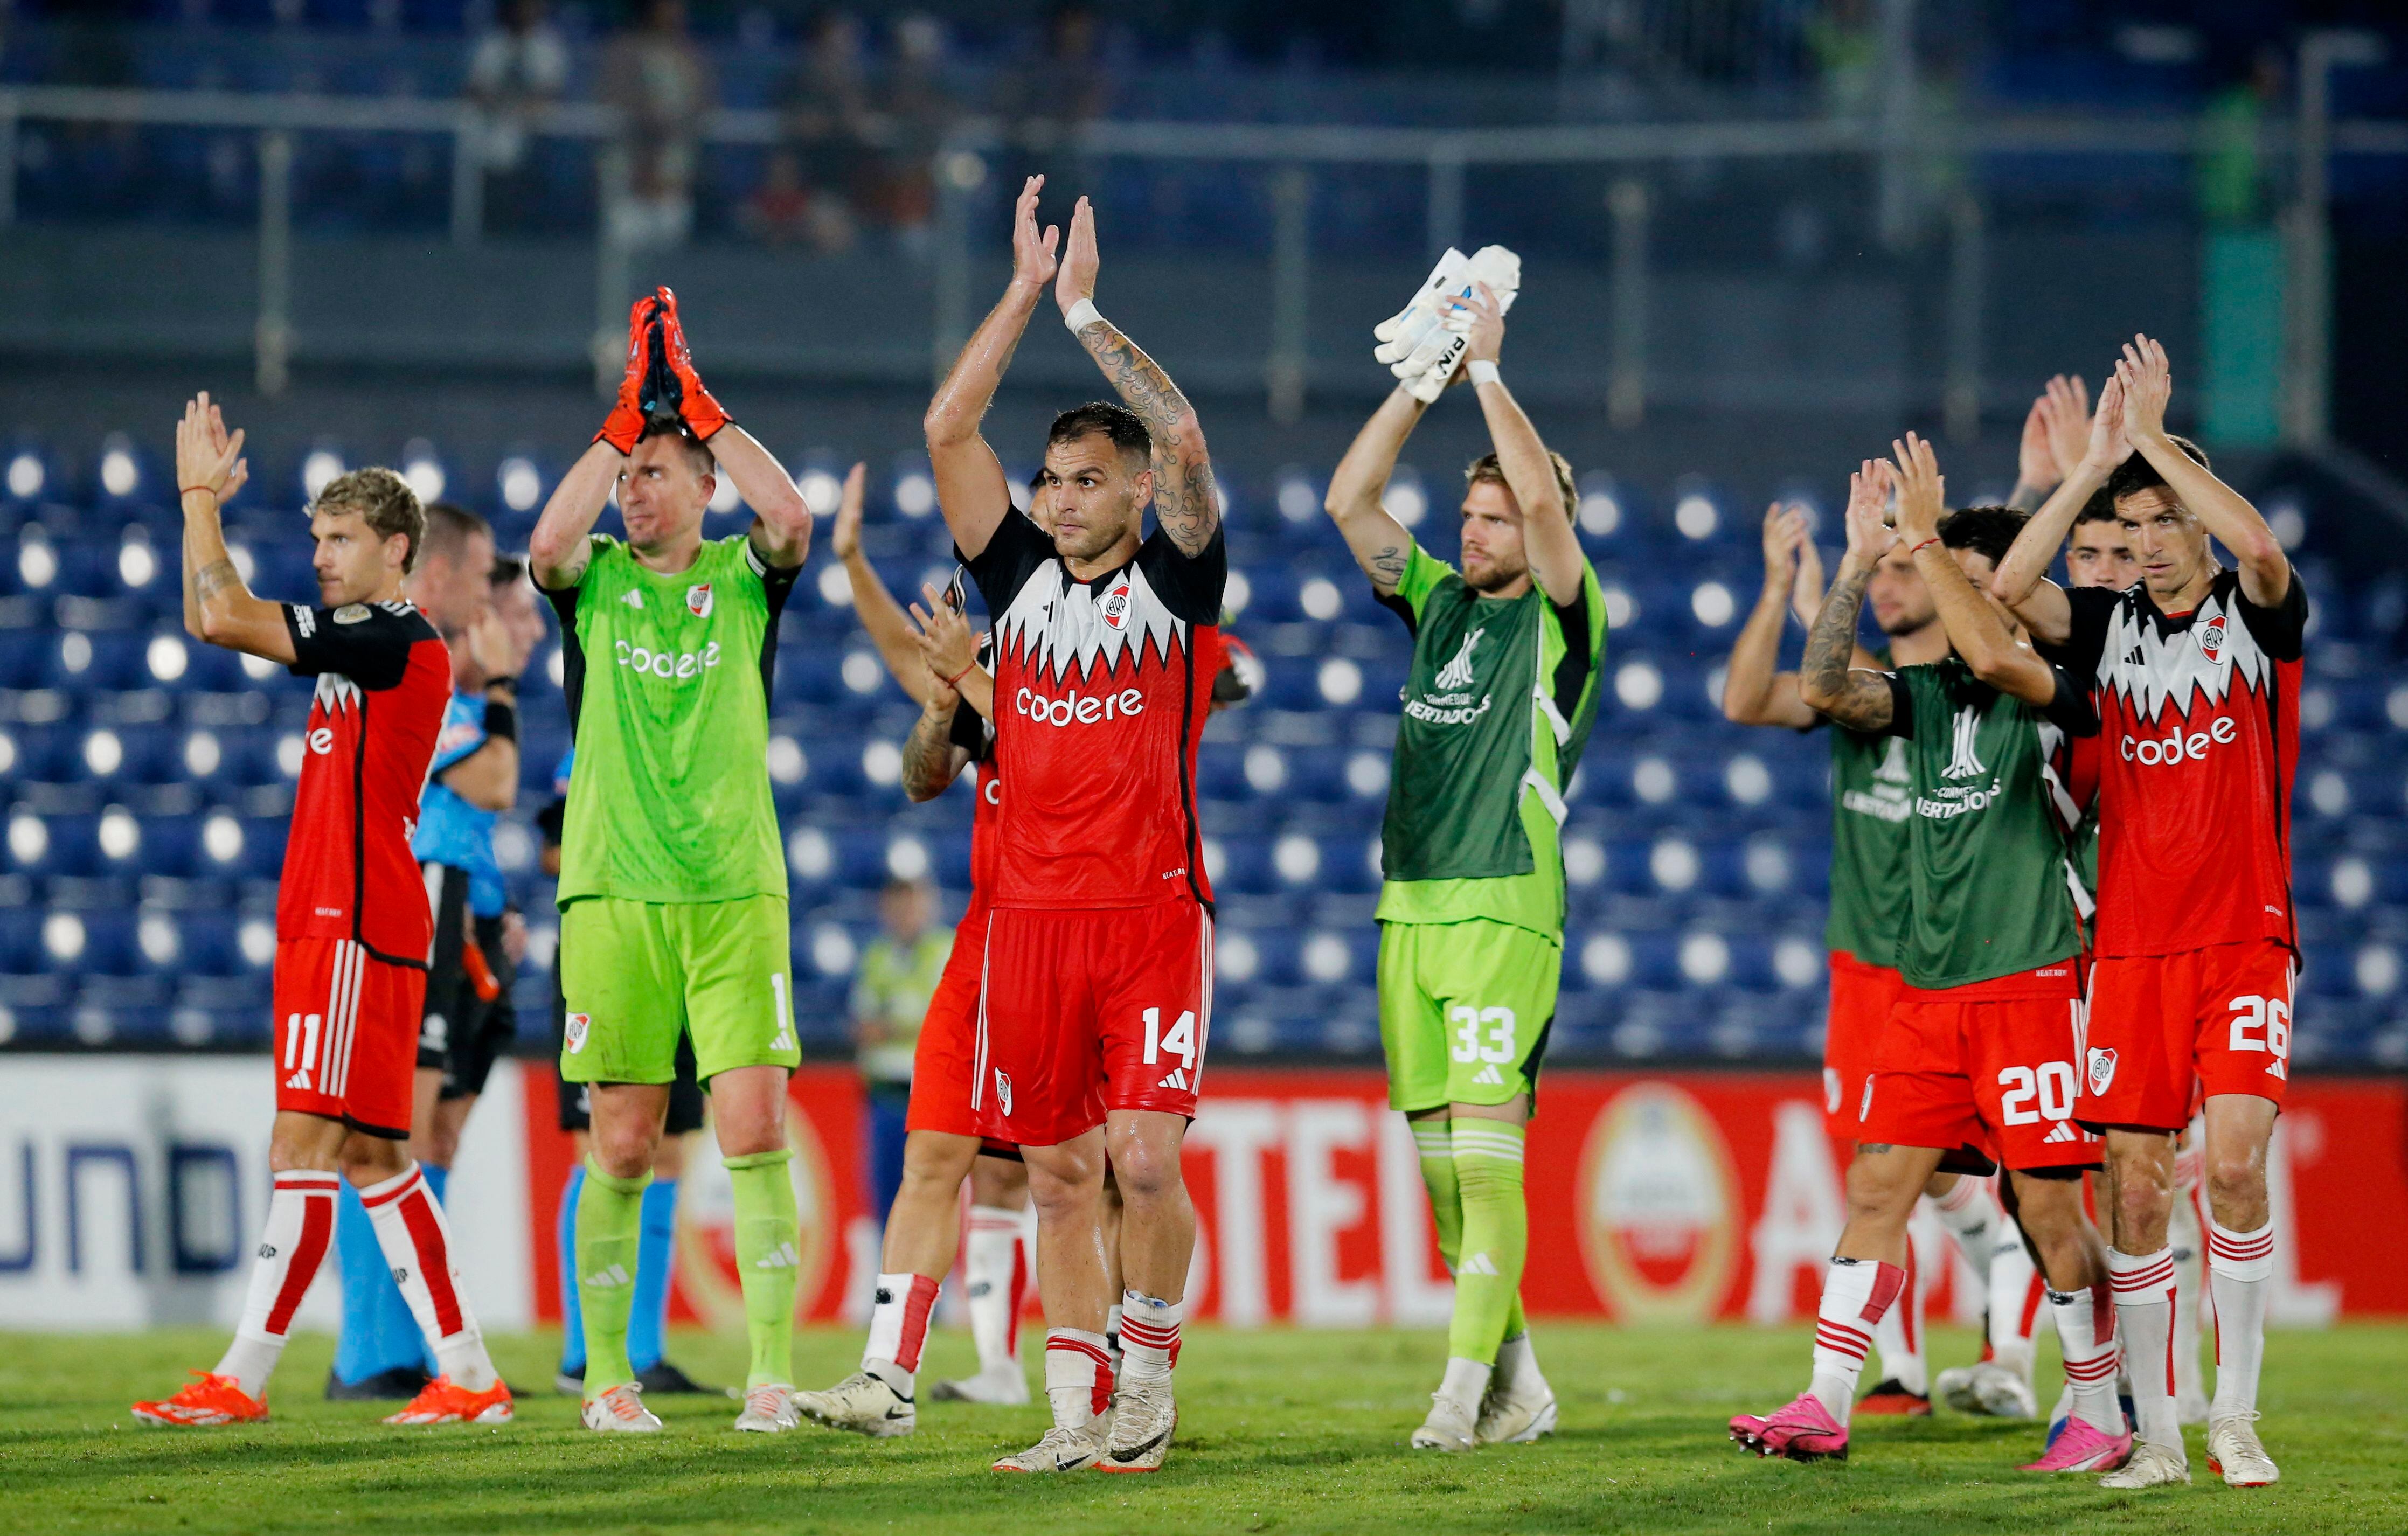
480, 696, 518, 746
1910, 536, 1942, 555
1064, 297, 1103, 334
942, 662, 975, 690
1467, 359, 1501, 386
178, 485, 219, 500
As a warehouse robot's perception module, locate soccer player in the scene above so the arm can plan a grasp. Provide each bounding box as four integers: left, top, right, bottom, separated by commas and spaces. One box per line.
1730, 437, 2120, 1471
1994, 336, 2301, 1490
530, 288, 815, 1434
923, 178, 1223, 1474
793, 467, 1039, 1433
133, 395, 510, 1428
323, 500, 505, 1400
1321, 279, 1600, 1451
1721, 474, 2020, 1418
543, 745, 718, 1399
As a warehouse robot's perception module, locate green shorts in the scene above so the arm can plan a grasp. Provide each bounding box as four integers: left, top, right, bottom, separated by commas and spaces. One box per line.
1377, 918, 1560, 1113
558, 894, 800, 1086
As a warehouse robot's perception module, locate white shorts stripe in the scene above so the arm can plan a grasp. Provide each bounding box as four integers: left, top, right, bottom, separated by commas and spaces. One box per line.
970, 912, 994, 1114
328, 941, 364, 1098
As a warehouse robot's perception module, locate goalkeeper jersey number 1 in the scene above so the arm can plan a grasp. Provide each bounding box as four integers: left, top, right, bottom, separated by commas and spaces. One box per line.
544, 533, 799, 906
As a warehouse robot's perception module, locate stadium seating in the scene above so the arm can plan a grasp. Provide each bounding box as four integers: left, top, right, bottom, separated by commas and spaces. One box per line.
2, 442, 2403, 1067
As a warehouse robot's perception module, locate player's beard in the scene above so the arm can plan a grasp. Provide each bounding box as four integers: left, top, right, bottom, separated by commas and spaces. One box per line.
1463, 551, 1528, 595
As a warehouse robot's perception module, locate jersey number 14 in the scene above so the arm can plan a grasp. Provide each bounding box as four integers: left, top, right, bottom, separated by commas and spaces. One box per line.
1142, 1007, 1198, 1070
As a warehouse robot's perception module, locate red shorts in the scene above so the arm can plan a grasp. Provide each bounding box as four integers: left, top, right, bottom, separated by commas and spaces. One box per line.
973, 900, 1214, 1148
1861, 965, 2097, 1173
2078, 939, 2296, 1132
1823, 951, 1905, 1139
905, 905, 988, 1139
272, 937, 425, 1139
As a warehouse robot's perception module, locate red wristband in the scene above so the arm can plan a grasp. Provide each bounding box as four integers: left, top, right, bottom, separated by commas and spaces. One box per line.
943, 663, 974, 689
1910, 536, 1941, 555
179, 485, 219, 499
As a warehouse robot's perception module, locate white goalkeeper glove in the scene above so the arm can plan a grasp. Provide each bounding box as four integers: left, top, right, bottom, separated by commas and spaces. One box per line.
1372, 247, 1469, 364
1397, 245, 1523, 402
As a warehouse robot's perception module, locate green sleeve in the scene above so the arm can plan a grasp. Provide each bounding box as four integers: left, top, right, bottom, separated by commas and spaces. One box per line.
1378, 539, 1455, 628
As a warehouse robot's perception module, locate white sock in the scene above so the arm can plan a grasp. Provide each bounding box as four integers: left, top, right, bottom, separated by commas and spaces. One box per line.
861, 1271, 939, 1393
1438, 1356, 1491, 1414
360, 1160, 495, 1392
2169, 1183, 2205, 1407
214, 1169, 342, 1399
1986, 1219, 2042, 1378
1043, 1328, 1112, 1429
1105, 1301, 1125, 1371
1927, 1178, 1999, 1274
1119, 1290, 1182, 1386
2047, 1286, 2122, 1434
2108, 1245, 2180, 1450
963, 1207, 1026, 1374
1808, 1257, 1905, 1424
1868, 1240, 1927, 1394
2205, 1214, 2274, 1419
1494, 1330, 1547, 1398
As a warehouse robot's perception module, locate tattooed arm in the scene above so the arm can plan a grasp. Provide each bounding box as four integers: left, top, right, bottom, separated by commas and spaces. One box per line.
1322, 385, 1426, 596
1056, 197, 1220, 558
1794, 458, 1899, 732
175, 392, 295, 662
901, 691, 974, 803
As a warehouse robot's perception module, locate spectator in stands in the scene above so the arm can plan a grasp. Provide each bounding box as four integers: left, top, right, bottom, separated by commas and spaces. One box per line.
774, 9, 875, 255
600, 0, 714, 250
466, 0, 569, 234
867, 13, 958, 260
997, 2, 1108, 200
849, 875, 951, 1235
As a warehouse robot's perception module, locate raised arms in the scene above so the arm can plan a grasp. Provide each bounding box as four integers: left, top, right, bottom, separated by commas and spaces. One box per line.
828, 462, 943, 710
1892, 434, 2059, 707
1722, 501, 1822, 729
926, 176, 1054, 562
1322, 387, 1425, 595
2007, 373, 2089, 513
528, 440, 617, 591
2114, 334, 2290, 607
177, 393, 292, 662
1454, 282, 1583, 603
1796, 460, 1900, 733
1056, 197, 1220, 558
1991, 371, 2131, 645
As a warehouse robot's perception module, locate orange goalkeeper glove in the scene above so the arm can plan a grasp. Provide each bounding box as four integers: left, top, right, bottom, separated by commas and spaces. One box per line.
651, 286, 731, 441
595, 293, 665, 455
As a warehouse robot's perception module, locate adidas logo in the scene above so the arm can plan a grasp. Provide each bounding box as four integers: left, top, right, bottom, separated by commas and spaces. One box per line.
584, 1262, 633, 1289
622, 589, 643, 609
754, 1241, 801, 1270
1470, 1064, 1504, 1086
1459, 1252, 1501, 1277
284, 1072, 312, 1090
2042, 1121, 2080, 1145
1157, 1068, 1190, 1092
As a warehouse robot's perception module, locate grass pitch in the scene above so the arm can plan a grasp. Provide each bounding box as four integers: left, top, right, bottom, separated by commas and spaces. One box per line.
3, 1323, 2404, 1535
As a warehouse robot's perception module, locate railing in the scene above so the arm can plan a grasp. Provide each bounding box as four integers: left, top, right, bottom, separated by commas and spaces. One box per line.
0, 28, 2400, 439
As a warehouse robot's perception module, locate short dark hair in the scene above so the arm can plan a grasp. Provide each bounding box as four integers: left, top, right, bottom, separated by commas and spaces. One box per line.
489, 552, 528, 588
2073, 486, 2119, 527
2105, 433, 2209, 506
1937, 505, 2028, 568
1465, 450, 1577, 522
639, 416, 717, 478
1046, 402, 1150, 469
316, 467, 426, 573
420, 501, 491, 568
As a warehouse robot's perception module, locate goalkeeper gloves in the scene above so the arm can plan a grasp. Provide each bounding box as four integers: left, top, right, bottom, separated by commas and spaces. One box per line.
1386, 245, 1523, 403
652, 287, 731, 441
594, 292, 664, 455
1372, 247, 1469, 364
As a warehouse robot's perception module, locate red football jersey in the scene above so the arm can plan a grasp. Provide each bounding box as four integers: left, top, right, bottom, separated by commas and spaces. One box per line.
2049, 568, 2306, 959
276, 599, 452, 962
947, 663, 1003, 918
963, 510, 1224, 910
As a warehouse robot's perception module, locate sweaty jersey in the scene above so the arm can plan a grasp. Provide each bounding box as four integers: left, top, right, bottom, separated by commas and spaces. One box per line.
544, 533, 799, 906
2044, 569, 2306, 958
1880, 657, 2095, 991
413, 689, 505, 918
961, 509, 1224, 911
1374, 540, 1607, 938
276, 598, 451, 962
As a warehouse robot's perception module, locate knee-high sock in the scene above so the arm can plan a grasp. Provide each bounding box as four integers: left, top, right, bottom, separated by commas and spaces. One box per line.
413, 1165, 450, 1376
576, 1160, 651, 1394
1928, 1178, 1999, 1277
1987, 1216, 2043, 1377
1871, 1237, 1927, 1394
1415, 1120, 1524, 1346
556, 1163, 587, 1375
862, 1271, 941, 1393
1446, 1120, 1528, 1372
2206, 1214, 2274, 1419
214, 1170, 341, 1399
2048, 1285, 2122, 1433
2168, 1176, 2206, 1408
964, 1204, 1028, 1374
358, 1161, 495, 1392
331, 1180, 425, 1384
1809, 1256, 1907, 1424
2108, 1245, 2180, 1451
725, 1149, 800, 1389
629, 1177, 678, 1372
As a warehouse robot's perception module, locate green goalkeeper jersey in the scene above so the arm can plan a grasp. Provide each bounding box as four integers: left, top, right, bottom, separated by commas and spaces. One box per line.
1373, 539, 1607, 938
544, 533, 800, 906
1882, 657, 2095, 990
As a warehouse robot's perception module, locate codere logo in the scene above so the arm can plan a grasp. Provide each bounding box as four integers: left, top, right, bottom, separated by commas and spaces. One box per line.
615, 637, 723, 680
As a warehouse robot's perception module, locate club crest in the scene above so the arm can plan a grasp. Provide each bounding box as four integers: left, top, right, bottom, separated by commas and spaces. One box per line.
2197, 614, 2226, 663
1101, 578, 1132, 633
566, 1012, 591, 1054
2087, 1046, 2117, 1095
686, 582, 714, 618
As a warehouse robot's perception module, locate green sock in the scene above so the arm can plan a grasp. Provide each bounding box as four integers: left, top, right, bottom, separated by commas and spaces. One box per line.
576, 1159, 651, 1394
1446, 1120, 1528, 1365
1418, 1119, 1523, 1339
724, 1149, 800, 1389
